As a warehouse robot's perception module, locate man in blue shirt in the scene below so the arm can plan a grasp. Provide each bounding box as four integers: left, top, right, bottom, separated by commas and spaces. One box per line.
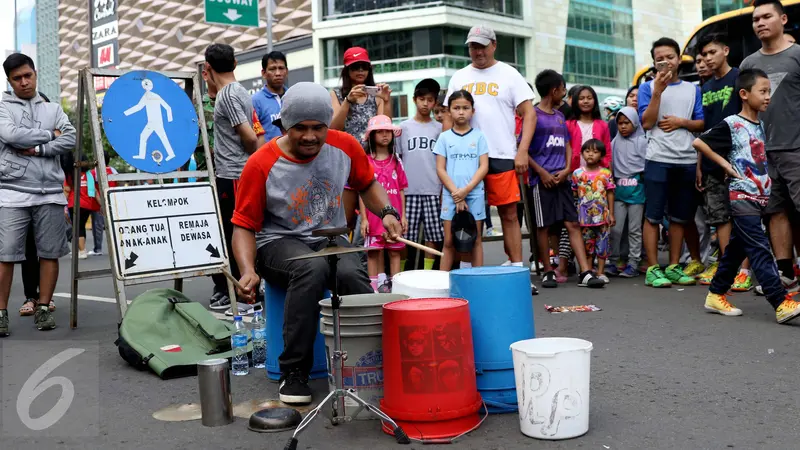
252, 51, 287, 142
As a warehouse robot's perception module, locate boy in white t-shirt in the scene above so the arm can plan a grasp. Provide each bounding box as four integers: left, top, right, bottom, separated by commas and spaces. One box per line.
444, 24, 536, 269
397, 79, 444, 270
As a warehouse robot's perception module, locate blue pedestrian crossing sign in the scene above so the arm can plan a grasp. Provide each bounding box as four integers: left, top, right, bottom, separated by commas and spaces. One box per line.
102, 70, 199, 174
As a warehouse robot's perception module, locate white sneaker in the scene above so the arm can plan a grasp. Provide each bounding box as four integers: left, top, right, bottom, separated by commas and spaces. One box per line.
87, 250, 102, 256
598, 274, 610, 284
484, 227, 502, 237
755, 275, 800, 296
501, 260, 512, 267
78, 251, 88, 260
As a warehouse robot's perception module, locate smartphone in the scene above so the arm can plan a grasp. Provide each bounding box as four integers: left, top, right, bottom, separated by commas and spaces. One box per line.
655, 61, 670, 73
364, 86, 381, 96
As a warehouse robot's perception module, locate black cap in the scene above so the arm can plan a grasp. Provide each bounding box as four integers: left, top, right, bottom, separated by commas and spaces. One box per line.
452, 210, 477, 253
414, 78, 441, 98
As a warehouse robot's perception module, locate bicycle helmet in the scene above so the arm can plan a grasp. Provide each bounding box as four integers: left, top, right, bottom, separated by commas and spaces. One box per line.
601, 96, 624, 114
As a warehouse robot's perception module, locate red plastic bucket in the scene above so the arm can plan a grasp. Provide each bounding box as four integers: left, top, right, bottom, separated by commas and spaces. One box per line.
380, 298, 483, 440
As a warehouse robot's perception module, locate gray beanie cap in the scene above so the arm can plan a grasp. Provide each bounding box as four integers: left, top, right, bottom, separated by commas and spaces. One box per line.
279, 82, 334, 130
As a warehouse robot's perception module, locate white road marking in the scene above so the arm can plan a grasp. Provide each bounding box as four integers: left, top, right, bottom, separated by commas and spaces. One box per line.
52, 293, 250, 322
53, 293, 124, 304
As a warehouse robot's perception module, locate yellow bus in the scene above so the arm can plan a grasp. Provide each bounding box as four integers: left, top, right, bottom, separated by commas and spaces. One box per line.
632, 0, 800, 86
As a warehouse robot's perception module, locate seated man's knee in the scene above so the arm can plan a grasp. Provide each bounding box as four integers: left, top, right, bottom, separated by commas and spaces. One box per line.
295, 258, 329, 280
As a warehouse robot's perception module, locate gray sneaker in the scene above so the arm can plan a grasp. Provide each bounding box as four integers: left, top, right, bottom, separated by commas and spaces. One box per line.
0, 310, 9, 337
34, 305, 56, 331
209, 292, 231, 310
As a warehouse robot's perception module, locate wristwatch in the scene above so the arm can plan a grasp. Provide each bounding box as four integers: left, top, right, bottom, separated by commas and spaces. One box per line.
379, 205, 400, 221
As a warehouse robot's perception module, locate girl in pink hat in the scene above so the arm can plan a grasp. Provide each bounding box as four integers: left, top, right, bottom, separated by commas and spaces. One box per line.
359, 115, 409, 292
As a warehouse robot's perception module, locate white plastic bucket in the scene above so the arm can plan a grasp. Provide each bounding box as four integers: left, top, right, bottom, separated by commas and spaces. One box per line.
391, 270, 449, 298
509, 338, 592, 440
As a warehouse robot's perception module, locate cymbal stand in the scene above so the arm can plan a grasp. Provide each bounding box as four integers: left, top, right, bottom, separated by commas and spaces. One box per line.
284, 236, 410, 450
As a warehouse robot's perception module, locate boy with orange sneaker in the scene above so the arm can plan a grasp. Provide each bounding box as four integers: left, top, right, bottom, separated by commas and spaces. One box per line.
693, 68, 800, 323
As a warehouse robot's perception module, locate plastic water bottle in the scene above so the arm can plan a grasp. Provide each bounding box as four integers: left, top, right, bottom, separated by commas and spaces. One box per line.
231, 316, 249, 376
251, 311, 266, 369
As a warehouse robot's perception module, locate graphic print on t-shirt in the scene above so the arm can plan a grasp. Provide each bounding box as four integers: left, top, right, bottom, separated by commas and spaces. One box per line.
460, 82, 500, 97
726, 118, 770, 203
768, 72, 787, 96
529, 107, 569, 185
405, 136, 437, 152
366, 156, 408, 236
571, 167, 616, 227
288, 176, 341, 226
740, 45, 800, 151
699, 115, 770, 216
702, 85, 734, 111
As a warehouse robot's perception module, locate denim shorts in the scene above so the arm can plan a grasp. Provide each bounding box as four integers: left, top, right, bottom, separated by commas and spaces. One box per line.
643, 160, 697, 224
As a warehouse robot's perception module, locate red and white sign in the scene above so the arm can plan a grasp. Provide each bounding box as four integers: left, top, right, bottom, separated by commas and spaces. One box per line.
97, 43, 115, 68
94, 76, 115, 92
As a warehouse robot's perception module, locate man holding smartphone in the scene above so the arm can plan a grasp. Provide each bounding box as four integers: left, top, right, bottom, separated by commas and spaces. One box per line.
638, 37, 705, 289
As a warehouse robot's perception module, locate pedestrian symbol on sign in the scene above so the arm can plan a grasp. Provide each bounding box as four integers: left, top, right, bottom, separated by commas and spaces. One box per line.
102, 70, 199, 174
124, 79, 176, 163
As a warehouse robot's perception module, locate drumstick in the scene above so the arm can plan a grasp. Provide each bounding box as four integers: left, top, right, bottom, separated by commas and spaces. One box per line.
221, 268, 246, 292
395, 236, 444, 257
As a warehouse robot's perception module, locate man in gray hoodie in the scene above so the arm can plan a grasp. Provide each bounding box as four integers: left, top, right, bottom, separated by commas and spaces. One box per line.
0, 53, 76, 335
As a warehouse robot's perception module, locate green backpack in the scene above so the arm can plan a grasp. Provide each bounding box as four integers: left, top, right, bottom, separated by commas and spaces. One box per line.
115, 288, 252, 379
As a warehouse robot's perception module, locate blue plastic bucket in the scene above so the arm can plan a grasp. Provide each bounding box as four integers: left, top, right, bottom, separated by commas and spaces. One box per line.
449, 266, 535, 413
264, 282, 329, 381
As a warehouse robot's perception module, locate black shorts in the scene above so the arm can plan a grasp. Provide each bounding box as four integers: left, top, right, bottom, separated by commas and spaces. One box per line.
529, 182, 578, 229
703, 172, 731, 226
765, 150, 800, 220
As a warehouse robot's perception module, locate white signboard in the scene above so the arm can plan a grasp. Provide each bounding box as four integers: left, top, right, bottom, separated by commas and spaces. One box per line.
106, 183, 227, 279
92, 20, 119, 45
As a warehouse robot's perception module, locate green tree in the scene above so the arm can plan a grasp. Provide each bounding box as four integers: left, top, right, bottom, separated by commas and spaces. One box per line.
61, 100, 132, 173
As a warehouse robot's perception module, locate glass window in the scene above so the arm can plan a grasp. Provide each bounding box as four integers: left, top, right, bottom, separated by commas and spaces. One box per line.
392, 94, 409, 120
323, 27, 525, 75
702, 0, 745, 20
563, 45, 634, 89
322, 0, 522, 19
566, 1, 634, 49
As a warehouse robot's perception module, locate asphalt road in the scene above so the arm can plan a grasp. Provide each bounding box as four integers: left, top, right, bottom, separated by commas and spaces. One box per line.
2, 235, 798, 450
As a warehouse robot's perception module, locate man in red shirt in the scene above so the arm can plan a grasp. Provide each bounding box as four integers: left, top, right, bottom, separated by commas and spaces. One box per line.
232, 82, 402, 405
